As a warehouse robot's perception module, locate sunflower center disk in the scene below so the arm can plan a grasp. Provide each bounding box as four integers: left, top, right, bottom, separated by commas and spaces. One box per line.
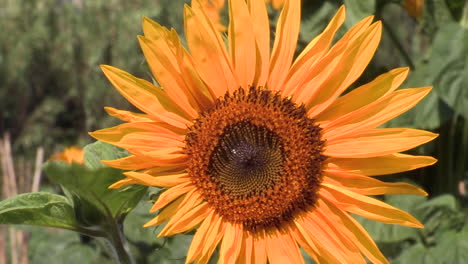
210, 122, 284, 198
185, 87, 326, 232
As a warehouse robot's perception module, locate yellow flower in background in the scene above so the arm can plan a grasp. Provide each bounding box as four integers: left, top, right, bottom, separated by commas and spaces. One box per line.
91, 0, 437, 263
265, 0, 285, 10
404, 0, 424, 18
51, 146, 84, 164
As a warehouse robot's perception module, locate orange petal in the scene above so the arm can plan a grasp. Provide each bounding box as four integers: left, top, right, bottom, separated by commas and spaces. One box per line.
102, 154, 162, 170
89, 123, 184, 153
109, 178, 138, 189
325, 128, 438, 158
185, 210, 216, 263
322, 87, 432, 140
290, 225, 321, 264
266, 228, 304, 264
104, 107, 154, 122
301, 22, 382, 117
184, 4, 239, 96
219, 222, 243, 263
294, 215, 349, 264
247, 0, 270, 86
150, 182, 193, 212
156, 189, 203, 234
144, 193, 186, 227
159, 202, 210, 236
289, 14, 373, 98
100, 65, 191, 128
324, 170, 427, 196
238, 231, 254, 264
325, 153, 437, 176
311, 208, 367, 264
268, 0, 301, 91
282, 6, 345, 96
123, 171, 189, 188
319, 198, 390, 264
228, 0, 257, 88
316, 67, 409, 123
133, 148, 188, 166
197, 213, 226, 264
139, 19, 199, 118
320, 183, 424, 228
252, 231, 267, 264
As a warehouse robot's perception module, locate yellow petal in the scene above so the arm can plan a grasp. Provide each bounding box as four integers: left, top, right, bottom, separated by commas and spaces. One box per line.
157, 189, 204, 235
282, 6, 345, 96
326, 153, 437, 176
150, 182, 193, 212
247, 0, 270, 86
321, 183, 424, 228
197, 213, 226, 264
301, 22, 382, 117
294, 215, 349, 264
319, 198, 389, 264
252, 232, 267, 264
322, 87, 432, 140
324, 170, 428, 196
108, 178, 138, 189
185, 210, 216, 263
89, 123, 184, 153
104, 107, 153, 122
101, 155, 162, 170
139, 18, 199, 117
123, 171, 189, 188
184, 4, 239, 96
159, 202, 210, 236
268, 0, 301, 91
100, 65, 190, 128
325, 128, 438, 158
228, 0, 257, 88
316, 67, 409, 123
219, 222, 243, 264
266, 228, 304, 264
288, 14, 373, 97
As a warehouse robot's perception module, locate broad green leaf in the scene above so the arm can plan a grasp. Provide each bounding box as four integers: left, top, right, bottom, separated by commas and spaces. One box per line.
394, 243, 438, 264
0, 192, 78, 230
43, 161, 147, 220
415, 194, 457, 211
84, 141, 129, 169
432, 226, 468, 264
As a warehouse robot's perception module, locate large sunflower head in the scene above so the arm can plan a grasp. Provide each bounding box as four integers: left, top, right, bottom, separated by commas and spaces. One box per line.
90, 0, 437, 263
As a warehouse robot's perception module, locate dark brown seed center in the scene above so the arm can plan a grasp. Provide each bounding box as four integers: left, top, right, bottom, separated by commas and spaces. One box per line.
209, 122, 284, 198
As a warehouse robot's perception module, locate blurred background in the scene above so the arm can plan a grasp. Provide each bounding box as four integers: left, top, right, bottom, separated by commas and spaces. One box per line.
0, 0, 467, 263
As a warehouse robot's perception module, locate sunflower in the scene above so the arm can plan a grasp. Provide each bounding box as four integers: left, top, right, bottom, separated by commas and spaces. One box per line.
90, 1, 437, 263
51, 146, 84, 164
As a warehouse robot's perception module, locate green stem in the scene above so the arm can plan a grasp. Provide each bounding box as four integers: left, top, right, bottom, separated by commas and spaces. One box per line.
106, 224, 135, 264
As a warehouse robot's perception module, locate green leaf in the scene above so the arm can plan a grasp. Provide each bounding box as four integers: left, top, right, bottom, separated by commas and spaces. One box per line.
84, 141, 129, 169
432, 226, 468, 264
343, 0, 375, 28
0, 192, 78, 230
394, 243, 438, 264
44, 162, 147, 221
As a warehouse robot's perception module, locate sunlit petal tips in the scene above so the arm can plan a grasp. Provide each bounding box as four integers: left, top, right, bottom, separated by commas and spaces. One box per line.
91, 1, 437, 263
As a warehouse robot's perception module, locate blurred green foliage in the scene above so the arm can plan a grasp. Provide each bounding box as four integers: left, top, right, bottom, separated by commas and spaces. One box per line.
0, 0, 467, 263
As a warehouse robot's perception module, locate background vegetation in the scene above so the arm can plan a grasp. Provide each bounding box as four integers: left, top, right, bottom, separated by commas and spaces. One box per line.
0, 0, 467, 263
